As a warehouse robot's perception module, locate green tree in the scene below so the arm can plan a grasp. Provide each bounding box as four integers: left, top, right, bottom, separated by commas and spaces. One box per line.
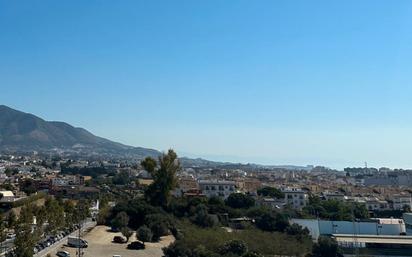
14, 205, 38, 257
137, 225, 153, 245
286, 223, 310, 236
45, 197, 65, 234
121, 227, 133, 242
311, 237, 343, 257
255, 212, 289, 232
225, 193, 255, 209
73, 199, 91, 224
4, 168, 18, 177
20, 179, 37, 195
257, 187, 284, 199
192, 204, 218, 228
111, 211, 129, 231
0, 215, 6, 253
6, 211, 16, 229
63, 200, 77, 228
145, 214, 173, 241
142, 150, 180, 206
33, 205, 47, 239
112, 171, 130, 185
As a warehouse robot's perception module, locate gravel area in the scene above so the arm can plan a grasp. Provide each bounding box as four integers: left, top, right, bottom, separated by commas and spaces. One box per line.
43, 225, 174, 257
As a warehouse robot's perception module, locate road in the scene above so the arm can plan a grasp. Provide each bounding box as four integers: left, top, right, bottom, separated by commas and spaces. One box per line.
0, 238, 15, 256
0, 220, 96, 257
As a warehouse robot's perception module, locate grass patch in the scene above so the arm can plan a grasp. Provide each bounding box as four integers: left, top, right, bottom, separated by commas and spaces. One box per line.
177, 220, 312, 256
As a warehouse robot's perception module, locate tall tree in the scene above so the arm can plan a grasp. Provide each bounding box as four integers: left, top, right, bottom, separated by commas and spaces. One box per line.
14, 205, 38, 257
0, 215, 6, 253
142, 149, 180, 206
6, 211, 16, 229
45, 197, 65, 234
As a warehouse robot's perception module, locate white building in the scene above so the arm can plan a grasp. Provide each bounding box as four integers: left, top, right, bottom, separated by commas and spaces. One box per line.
365, 197, 390, 211
0, 191, 15, 203
198, 180, 236, 199
392, 194, 412, 210
282, 188, 309, 210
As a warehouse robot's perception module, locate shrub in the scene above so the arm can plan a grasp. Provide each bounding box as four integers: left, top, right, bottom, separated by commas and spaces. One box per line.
219, 240, 248, 256
137, 225, 153, 245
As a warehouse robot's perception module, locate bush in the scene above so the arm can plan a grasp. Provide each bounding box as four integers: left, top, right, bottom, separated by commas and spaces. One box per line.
192, 204, 218, 228
219, 240, 248, 256
163, 241, 193, 257
137, 225, 153, 245
145, 213, 174, 240
311, 237, 343, 257
111, 199, 161, 229
242, 251, 263, 257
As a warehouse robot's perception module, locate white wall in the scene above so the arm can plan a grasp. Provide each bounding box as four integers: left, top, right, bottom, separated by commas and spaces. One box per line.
291, 219, 405, 239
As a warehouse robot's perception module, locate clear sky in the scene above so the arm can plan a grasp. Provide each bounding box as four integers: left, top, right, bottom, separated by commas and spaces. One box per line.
1, 1, 412, 169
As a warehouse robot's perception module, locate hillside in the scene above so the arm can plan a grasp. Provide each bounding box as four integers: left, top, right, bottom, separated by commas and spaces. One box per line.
0, 105, 160, 159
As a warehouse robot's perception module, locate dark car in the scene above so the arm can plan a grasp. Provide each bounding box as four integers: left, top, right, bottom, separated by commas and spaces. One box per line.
113, 236, 126, 244
127, 241, 145, 250
56, 251, 70, 257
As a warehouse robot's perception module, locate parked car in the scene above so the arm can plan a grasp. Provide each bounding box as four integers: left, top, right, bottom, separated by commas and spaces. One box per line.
67, 237, 88, 248
56, 251, 70, 257
113, 236, 126, 244
127, 241, 145, 250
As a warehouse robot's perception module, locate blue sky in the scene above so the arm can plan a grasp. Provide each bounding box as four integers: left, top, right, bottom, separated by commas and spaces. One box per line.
1, 1, 412, 169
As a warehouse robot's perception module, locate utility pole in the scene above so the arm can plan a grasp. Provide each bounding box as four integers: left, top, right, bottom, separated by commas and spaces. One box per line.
77, 218, 82, 257
77, 190, 83, 257
351, 204, 359, 257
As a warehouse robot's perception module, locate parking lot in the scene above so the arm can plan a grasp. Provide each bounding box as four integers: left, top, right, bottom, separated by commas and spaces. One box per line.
35, 221, 96, 257
41, 225, 174, 257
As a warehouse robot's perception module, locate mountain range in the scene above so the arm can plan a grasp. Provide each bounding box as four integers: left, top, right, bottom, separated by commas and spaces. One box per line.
0, 105, 314, 170
0, 105, 160, 159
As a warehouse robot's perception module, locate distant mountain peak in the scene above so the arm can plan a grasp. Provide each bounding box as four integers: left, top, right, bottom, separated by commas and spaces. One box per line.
0, 105, 160, 159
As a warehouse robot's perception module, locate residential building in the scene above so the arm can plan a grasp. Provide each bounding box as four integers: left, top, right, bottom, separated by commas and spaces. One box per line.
392, 194, 412, 210
282, 188, 308, 210
0, 191, 15, 203
198, 180, 236, 199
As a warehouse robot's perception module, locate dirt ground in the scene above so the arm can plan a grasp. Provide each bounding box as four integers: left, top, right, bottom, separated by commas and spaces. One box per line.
45, 225, 175, 257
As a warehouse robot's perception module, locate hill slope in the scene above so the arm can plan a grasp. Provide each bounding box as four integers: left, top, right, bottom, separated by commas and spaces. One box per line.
0, 105, 159, 158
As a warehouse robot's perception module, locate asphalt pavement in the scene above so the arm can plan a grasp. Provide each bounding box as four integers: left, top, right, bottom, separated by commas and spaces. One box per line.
0, 220, 96, 257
